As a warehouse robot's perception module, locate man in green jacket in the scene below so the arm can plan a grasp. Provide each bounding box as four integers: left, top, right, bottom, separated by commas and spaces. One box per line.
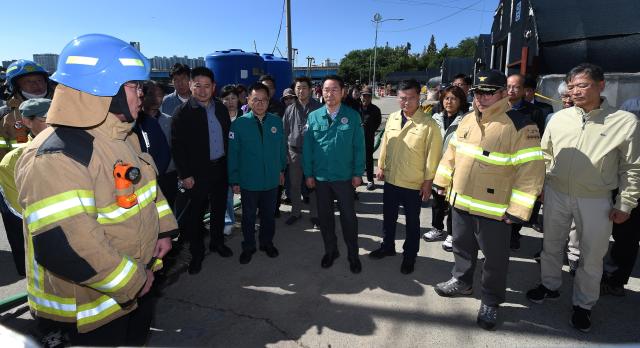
303, 75, 365, 274
228, 83, 287, 264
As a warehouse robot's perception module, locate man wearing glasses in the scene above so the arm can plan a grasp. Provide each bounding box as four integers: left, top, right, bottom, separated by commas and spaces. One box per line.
303, 75, 365, 274
370, 79, 442, 275
527, 63, 640, 333
432, 70, 545, 330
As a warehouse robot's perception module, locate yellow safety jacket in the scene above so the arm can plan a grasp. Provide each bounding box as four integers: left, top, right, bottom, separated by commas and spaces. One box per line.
433, 97, 545, 222
15, 85, 178, 333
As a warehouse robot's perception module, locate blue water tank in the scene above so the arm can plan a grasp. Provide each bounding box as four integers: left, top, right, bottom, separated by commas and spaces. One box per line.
261, 53, 292, 100
205, 49, 264, 93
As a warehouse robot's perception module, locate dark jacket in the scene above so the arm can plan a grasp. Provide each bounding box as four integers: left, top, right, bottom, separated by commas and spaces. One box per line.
531, 100, 553, 120
513, 99, 546, 134
171, 98, 230, 179
134, 112, 172, 174
359, 103, 382, 137
268, 98, 286, 117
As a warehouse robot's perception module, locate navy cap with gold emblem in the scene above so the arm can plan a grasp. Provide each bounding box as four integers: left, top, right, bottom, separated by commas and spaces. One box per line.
471, 70, 507, 93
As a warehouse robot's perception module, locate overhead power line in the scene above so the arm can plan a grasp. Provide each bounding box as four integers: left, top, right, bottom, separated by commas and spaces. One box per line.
381, 1, 482, 32
272, 0, 286, 54
373, 0, 492, 13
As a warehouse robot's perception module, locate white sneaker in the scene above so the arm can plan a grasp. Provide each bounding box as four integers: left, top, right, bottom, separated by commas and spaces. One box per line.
223, 225, 233, 236
423, 228, 446, 242
442, 235, 453, 252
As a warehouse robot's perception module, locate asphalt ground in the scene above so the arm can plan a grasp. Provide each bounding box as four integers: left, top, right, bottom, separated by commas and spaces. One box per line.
1, 96, 639, 347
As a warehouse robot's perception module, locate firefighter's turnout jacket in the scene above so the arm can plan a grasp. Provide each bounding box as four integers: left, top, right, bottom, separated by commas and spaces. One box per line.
15, 85, 178, 333
433, 97, 545, 222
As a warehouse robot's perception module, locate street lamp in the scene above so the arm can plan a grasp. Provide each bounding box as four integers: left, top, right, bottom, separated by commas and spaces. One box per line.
372, 13, 403, 97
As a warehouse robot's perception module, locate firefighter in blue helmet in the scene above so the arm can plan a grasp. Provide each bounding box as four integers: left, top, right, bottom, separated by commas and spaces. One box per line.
15, 34, 178, 346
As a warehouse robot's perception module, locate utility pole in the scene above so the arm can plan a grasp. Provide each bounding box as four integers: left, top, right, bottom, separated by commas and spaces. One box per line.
371, 13, 403, 97
286, 0, 293, 79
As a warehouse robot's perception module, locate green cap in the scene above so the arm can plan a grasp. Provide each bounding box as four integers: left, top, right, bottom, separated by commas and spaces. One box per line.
19, 98, 51, 118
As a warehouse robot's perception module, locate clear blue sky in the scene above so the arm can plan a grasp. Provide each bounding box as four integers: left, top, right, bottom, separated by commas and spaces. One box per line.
3, 0, 495, 66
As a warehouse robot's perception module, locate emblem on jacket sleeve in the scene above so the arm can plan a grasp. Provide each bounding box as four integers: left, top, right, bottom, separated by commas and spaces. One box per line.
341, 117, 348, 124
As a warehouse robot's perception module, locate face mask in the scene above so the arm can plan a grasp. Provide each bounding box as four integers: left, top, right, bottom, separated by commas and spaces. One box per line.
21, 90, 47, 100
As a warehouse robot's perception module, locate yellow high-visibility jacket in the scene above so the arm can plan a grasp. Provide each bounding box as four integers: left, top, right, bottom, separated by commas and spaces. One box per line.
433, 97, 545, 222
15, 85, 178, 333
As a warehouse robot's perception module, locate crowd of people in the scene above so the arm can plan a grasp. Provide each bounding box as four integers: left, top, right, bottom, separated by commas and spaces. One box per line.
0, 33, 638, 345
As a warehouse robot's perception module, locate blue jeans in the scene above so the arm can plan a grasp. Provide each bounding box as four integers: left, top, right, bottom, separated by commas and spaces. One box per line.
225, 187, 235, 226
240, 187, 278, 251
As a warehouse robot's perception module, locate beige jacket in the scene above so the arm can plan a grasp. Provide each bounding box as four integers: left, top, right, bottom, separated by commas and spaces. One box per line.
433, 97, 545, 222
542, 98, 640, 213
15, 85, 178, 333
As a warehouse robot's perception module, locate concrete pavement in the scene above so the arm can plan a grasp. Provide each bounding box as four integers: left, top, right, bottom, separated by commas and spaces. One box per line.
1, 96, 639, 347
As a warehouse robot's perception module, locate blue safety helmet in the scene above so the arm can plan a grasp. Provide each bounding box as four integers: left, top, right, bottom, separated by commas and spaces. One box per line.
51, 34, 150, 97
5, 59, 48, 92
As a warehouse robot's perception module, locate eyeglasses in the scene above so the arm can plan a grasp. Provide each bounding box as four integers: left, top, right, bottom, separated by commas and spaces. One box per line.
397, 96, 418, 103
251, 98, 268, 104
474, 89, 502, 97
322, 88, 341, 94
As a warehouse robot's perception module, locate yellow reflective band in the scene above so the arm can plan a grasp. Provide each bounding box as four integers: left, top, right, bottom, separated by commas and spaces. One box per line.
24, 190, 96, 232
119, 58, 144, 66
511, 147, 544, 165
27, 286, 76, 318
156, 200, 171, 218
436, 165, 453, 179
96, 181, 157, 224
510, 189, 537, 209
77, 295, 121, 326
455, 142, 512, 166
7, 65, 18, 73
66, 55, 99, 66
0, 139, 7, 145
452, 191, 507, 217
89, 257, 138, 293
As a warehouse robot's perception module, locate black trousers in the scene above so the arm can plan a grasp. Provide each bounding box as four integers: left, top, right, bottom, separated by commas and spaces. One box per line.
184, 159, 228, 261
37, 295, 153, 347
607, 205, 640, 287
431, 190, 452, 234
364, 132, 375, 182
240, 188, 278, 251
451, 208, 511, 306
315, 180, 359, 259
381, 182, 422, 259
1, 209, 25, 276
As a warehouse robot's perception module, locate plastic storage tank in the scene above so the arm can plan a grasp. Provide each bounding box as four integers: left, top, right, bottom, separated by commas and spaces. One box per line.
261, 53, 292, 100
205, 49, 264, 93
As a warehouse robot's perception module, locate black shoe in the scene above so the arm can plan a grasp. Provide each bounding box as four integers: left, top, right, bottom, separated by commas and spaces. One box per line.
303, 196, 310, 204
285, 215, 300, 225
210, 243, 233, 257
570, 305, 591, 333
283, 197, 292, 204
477, 303, 498, 331
260, 245, 279, 258
400, 258, 415, 274
366, 182, 375, 191
321, 251, 339, 268
526, 284, 560, 304
533, 250, 541, 263
349, 257, 362, 274
239, 249, 256, 264
310, 217, 320, 229
368, 247, 396, 259
510, 236, 521, 251
188, 259, 202, 275
434, 278, 473, 297
600, 282, 625, 297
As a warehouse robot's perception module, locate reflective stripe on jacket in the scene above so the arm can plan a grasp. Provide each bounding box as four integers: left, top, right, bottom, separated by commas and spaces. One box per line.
433, 97, 545, 222
16, 91, 178, 333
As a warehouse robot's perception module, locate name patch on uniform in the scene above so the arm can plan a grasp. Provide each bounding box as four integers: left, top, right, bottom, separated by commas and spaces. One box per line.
341, 117, 348, 124
526, 128, 540, 139
229, 131, 235, 139
271, 126, 277, 134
